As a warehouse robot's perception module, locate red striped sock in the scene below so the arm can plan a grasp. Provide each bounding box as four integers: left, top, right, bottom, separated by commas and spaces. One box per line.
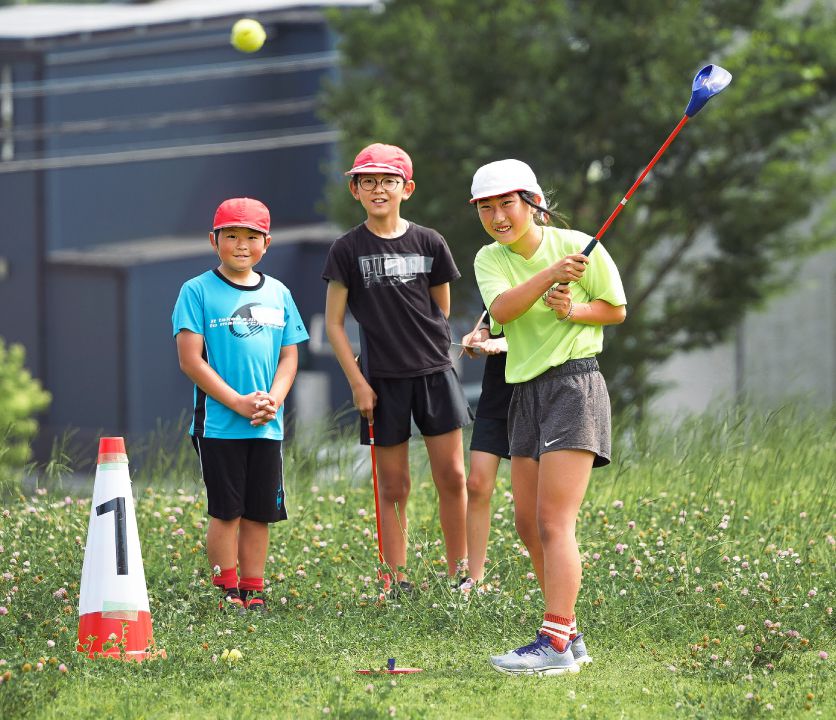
570, 615, 578, 641
540, 613, 572, 652
239, 576, 264, 604
213, 566, 238, 591
239, 576, 264, 593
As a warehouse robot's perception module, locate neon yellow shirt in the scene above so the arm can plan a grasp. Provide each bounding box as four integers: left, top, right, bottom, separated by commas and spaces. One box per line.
474, 226, 626, 383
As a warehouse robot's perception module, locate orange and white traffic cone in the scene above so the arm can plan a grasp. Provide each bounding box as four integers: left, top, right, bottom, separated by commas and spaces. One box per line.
77, 437, 163, 661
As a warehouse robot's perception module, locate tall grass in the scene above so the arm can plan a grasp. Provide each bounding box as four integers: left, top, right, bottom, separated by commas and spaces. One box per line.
0, 404, 832, 719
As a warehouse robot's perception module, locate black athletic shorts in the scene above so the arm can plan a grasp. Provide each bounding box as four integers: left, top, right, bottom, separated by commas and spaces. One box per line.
360, 367, 473, 447
191, 436, 287, 522
469, 416, 511, 459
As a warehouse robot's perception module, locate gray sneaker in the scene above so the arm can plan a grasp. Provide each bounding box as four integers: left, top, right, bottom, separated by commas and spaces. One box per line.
571, 633, 593, 665
490, 633, 580, 676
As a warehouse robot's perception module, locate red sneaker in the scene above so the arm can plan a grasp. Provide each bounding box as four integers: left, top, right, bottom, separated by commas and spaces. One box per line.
245, 594, 267, 612
219, 588, 245, 612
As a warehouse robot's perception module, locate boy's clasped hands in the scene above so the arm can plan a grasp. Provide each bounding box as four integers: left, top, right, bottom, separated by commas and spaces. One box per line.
235, 390, 278, 426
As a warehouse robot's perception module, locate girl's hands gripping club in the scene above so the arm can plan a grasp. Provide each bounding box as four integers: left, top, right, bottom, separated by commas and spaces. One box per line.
541, 253, 588, 312
549, 253, 589, 284
542, 284, 573, 320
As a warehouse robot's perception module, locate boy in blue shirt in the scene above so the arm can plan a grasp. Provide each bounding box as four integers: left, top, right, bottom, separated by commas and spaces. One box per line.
172, 197, 308, 611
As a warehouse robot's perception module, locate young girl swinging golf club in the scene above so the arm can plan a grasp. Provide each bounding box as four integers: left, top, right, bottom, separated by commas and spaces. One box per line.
472, 159, 627, 675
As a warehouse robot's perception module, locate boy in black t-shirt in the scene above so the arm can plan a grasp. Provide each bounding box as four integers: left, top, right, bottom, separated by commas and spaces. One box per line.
322, 143, 472, 591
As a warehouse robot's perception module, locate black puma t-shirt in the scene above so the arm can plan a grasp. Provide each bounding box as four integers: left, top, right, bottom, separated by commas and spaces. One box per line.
322, 222, 460, 378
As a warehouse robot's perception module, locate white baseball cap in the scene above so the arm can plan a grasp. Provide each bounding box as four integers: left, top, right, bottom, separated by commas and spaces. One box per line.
470, 159, 545, 204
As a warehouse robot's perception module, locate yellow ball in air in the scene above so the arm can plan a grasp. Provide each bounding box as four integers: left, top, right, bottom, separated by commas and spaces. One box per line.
230, 19, 266, 53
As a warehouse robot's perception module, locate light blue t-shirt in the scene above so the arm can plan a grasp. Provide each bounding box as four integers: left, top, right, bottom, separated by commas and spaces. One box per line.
172, 269, 309, 440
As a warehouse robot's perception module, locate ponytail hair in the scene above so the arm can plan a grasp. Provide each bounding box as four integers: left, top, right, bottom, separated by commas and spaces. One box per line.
519, 190, 569, 229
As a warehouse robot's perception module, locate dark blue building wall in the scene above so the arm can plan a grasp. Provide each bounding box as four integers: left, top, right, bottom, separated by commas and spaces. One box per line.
44, 265, 122, 432
0, 15, 349, 462
0, 58, 42, 371
46, 143, 331, 252
42, 22, 332, 251
125, 260, 191, 437
0, 171, 40, 369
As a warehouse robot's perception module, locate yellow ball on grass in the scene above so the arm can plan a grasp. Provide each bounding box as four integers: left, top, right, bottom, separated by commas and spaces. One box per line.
230, 19, 266, 54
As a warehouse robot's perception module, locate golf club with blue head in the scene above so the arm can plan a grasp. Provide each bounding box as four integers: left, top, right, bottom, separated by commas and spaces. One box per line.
554, 64, 733, 269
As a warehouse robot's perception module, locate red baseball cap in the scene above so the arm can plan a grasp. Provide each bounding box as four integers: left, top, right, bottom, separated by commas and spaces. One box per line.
345, 143, 413, 181
212, 197, 270, 234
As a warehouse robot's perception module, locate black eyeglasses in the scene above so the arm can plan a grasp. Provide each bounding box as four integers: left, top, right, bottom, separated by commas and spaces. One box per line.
357, 176, 402, 191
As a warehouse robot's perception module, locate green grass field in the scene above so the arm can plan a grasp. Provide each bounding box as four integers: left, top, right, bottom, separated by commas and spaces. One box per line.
0, 405, 833, 719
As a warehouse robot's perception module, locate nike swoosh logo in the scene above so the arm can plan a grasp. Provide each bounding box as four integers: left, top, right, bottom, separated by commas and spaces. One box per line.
544, 438, 561, 447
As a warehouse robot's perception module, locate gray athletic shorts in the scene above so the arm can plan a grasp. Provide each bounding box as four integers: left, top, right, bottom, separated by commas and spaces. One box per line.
508, 358, 611, 467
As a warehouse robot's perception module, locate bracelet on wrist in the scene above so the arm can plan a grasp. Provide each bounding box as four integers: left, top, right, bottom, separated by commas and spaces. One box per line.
558, 300, 574, 322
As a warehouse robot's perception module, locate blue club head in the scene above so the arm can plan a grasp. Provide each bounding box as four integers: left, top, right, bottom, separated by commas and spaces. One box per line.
684, 64, 732, 117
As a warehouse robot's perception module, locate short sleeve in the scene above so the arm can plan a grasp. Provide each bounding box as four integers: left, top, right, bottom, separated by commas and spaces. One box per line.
171, 281, 204, 337
281, 289, 310, 346
322, 237, 353, 286
475, 245, 512, 307
577, 242, 627, 307
427, 232, 460, 286
475, 247, 513, 335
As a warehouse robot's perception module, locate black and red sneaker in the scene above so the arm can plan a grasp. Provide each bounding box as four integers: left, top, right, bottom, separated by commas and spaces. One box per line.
218, 588, 245, 612
244, 593, 267, 612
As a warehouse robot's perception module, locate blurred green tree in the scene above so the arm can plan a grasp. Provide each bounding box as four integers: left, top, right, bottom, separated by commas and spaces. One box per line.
321, 0, 836, 411
0, 339, 50, 492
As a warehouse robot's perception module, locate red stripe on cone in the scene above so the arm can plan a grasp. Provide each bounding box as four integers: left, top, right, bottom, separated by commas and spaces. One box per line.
97, 437, 127, 465
77, 610, 158, 660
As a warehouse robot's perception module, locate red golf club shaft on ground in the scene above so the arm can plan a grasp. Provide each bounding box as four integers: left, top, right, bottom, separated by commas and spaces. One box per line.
368, 422, 385, 570
580, 114, 690, 257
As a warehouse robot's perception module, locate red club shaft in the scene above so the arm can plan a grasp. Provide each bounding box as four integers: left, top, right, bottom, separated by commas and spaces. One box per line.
592, 114, 690, 248
368, 423, 384, 566
595, 115, 688, 241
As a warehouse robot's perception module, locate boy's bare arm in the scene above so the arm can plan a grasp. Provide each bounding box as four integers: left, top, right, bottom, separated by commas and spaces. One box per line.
324, 281, 376, 419
268, 344, 298, 406
251, 344, 298, 426
429, 282, 451, 318
176, 329, 262, 419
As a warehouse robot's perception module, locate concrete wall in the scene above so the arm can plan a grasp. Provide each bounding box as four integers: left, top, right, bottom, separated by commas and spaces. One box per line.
651, 248, 836, 416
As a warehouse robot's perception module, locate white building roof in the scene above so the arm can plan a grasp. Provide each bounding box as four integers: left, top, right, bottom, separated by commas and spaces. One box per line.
0, 0, 372, 41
